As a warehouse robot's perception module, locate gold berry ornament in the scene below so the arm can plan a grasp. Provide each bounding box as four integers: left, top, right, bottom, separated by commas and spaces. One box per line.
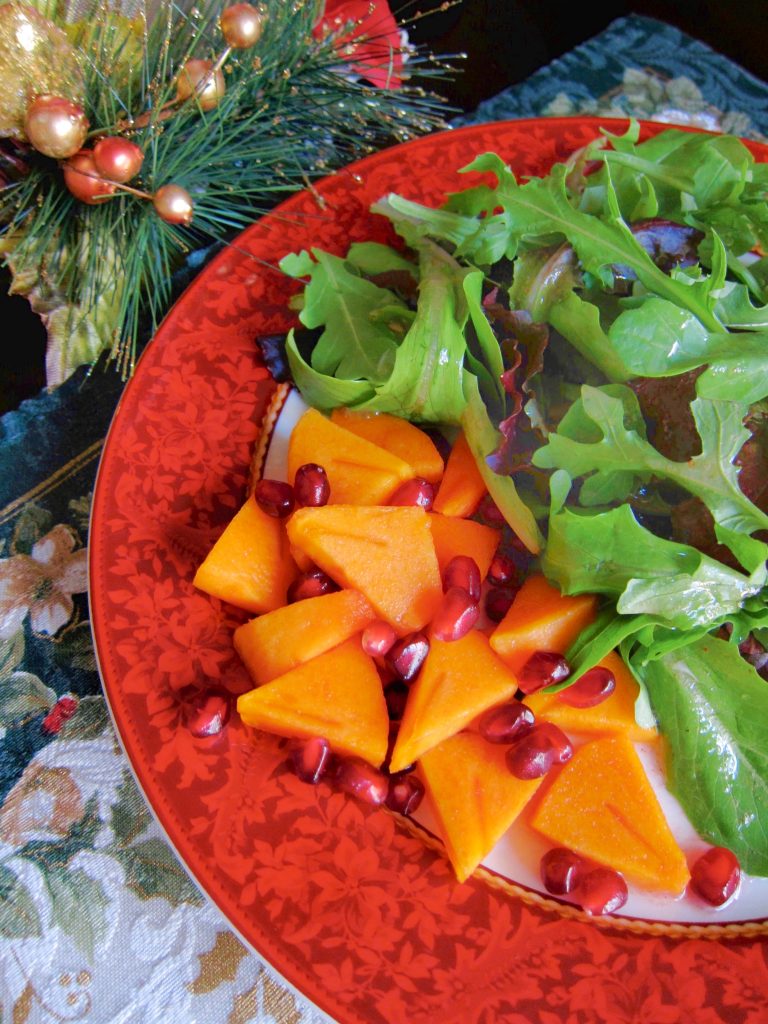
220, 3, 264, 49
24, 94, 89, 159
153, 184, 193, 225
176, 59, 225, 111
93, 136, 144, 183
63, 151, 116, 204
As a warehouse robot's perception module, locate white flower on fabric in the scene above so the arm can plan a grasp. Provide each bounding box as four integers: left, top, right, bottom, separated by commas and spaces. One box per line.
0, 525, 87, 639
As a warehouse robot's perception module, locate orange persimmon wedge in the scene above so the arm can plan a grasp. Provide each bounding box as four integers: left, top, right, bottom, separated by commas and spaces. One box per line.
234, 589, 376, 686
530, 734, 690, 894
193, 497, 295, 614
286, 504, 442, 633
389, 631, 519, 772
428, 513, 501, 581
419, 731, 544, 883
490, 574, 598, 675
524, 651, 658, 742
432, 431, 486, 517
330, 408, 445, 485
287, 408, 415, 505
236, 638, 389, 767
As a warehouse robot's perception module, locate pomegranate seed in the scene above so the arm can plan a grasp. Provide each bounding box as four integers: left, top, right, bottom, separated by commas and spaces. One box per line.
386, 772, 425, 815
541, 847, 585, 896
184, 691, 230, 737
477, 700, 534, 744
254, 478, 295, 517
387, 632, 429, 681
559, 666, 616, 708
388, 477, 435, 509
294, 463, 330, 507
485, 587, 516, 623
576, 866, 628, 916
487, 553, 518, 588
478, 494, 506, 527
442, 555, 481, 602
690, 847, 741, 906
289, 736, 332, 784
384, 680, 410, 720
287, 569, 338, 603
362, 619, 397, 657
431, 587, 479, 642
505, 722, 572, 779
518, 651, 570, 695
335, 759, 389, 806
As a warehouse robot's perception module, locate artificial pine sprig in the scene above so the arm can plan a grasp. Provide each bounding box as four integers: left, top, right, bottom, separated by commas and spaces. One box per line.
0, 0, 459, 384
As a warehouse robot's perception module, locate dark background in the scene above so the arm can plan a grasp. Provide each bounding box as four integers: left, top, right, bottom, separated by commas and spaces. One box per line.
407, 1, 767, 111
3, 1, 767, 414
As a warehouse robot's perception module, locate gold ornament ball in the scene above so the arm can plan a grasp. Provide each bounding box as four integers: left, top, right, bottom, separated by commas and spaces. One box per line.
153, 184, 193, 225
93, 136, 144, 183
25, 94, 89, 159
63, 151, 116, 205
220, 4, 264, 49
176, 59, 225, 111
0, 3, 85, 139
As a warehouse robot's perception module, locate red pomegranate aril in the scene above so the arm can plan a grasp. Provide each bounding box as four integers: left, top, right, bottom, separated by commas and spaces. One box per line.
184, 691, 230, 737
384, 680, 410, 721
387, 632, 429, 681
431, 587, 479, 642
518, 650, 571, 695
559, 665, 616, 708
289, 736, 332, 784
385, 772, 425, 815
690, 846, 741, 906
485, 587, 516, 623
254, 478, 295, 517
505, 722, 572, 779
362, 619, 397, 658
442, 555, 481, 602
335, 759, 389, 806
294, 462, 330, 507
576, 866, 628, 916
477, 700, 534, 744
540, 847, 585, 896
388, 477, 435, 509
478, 494, 506, 527
287, 569, 338, 603
487, 553, 518, 588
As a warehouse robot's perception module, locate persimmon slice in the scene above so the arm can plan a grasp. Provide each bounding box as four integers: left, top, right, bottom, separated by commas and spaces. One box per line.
287, 408, 415, 505
330, 408, 444, 484
234, 588, 375, 685
419, 731, 543, 882
524, 651, 658, 741
237, 638, 389, 767
286, 504, 442, 632
389, 631, 518, 772
432, 431, 486, 517
428, 513, 500, 581
530, 734, 690, 894
193, 497, 295, 613
490, 574, 598, 674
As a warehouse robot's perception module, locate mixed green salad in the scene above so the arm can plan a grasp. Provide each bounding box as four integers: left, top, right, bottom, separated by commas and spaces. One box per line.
273, 122, 768, 879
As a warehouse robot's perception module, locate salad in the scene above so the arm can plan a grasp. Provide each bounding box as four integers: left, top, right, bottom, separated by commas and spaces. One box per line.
265, 121, 768, 889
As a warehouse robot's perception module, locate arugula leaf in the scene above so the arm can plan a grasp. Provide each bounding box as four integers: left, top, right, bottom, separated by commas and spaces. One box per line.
637, 636, 768, 875
280, 248, 406, 383
284, 330, 374, 411
542, 498, 765, 629
534, 385, 768, 534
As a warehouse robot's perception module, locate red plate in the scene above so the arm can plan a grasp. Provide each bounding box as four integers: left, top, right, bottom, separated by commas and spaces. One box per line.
90, 117, 768, 1024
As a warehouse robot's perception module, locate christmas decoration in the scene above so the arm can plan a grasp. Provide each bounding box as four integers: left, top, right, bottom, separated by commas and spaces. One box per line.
0, 0, 459, 386
0, 3, 84, 138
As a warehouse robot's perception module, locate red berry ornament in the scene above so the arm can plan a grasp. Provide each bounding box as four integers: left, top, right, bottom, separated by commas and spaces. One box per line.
93, 136, 144, 183
63, 151, 116, 204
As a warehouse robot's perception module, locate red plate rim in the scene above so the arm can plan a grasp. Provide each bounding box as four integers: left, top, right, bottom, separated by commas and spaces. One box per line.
90, 116, 768, 1024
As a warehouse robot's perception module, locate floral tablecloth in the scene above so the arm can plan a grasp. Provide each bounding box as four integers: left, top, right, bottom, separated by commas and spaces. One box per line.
2, 15, 767, 1024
